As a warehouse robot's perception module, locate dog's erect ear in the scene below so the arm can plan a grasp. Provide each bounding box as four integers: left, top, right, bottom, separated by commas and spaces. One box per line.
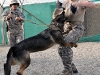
52, 14, 60, 22
52, 8, 65, 22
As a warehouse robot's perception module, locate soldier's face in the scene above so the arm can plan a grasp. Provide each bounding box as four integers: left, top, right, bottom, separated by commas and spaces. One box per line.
11, 4, 18, 10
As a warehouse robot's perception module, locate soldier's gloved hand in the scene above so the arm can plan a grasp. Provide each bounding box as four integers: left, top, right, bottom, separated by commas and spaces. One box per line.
15, 17, 21, 21
7, 13, 12, 19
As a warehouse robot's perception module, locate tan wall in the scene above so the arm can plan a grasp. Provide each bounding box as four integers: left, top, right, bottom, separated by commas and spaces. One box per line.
83, 4, 100, 36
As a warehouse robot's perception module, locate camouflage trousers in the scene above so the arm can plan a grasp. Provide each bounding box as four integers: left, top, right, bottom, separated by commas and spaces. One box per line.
7, 30, 24, 46
58, 22, 85, 73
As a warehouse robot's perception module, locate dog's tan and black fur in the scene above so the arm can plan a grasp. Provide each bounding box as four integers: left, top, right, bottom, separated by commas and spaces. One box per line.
4, 11, 77, 75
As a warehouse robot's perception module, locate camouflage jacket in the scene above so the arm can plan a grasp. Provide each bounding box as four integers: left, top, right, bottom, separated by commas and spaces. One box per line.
2, 9, 25, 32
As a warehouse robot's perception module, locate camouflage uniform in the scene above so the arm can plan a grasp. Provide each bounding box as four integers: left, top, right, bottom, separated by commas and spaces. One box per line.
58, 22, 85, 75
53, 0, 86, 75
2, 8, 25, 46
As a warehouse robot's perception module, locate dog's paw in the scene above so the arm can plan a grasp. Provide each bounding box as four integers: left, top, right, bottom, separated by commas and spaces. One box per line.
73, 44, 77, 47
16, 72, 23, 75
4, 63, 6, 73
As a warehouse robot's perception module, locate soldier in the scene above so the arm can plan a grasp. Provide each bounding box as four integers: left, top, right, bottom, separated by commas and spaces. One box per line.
2, 0, 25, 46
53, 0, 95, 75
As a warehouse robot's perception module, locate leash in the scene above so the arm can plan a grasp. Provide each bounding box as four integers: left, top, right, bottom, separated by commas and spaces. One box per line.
25, 19, 49, 26
19, 7, 49, 27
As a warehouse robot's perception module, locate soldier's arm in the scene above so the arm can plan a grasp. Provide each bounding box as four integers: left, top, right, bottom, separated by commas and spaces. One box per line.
64, 1, 76, 17
72, 1, 95, 8
18, 11, 25, 22
2, 10, 10, 21
69, 1, 95, 15
56, 0, 62, 9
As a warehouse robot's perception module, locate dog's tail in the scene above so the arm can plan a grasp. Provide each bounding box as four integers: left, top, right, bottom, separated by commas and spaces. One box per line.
4, 47, 15, 75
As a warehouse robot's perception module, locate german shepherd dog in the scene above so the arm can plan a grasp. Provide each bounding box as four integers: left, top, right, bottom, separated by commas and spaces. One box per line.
4, 11, 77, 75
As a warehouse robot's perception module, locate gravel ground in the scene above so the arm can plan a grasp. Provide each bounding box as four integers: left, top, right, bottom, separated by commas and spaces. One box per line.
0, 42, 100, 75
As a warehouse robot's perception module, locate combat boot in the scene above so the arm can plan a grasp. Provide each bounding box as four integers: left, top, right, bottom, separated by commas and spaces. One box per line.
73, 68, 78, 73
58, 69, 73, 75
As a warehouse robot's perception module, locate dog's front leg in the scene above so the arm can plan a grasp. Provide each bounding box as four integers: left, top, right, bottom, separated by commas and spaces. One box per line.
60, 41, 77, 48
68, 42, 77, 47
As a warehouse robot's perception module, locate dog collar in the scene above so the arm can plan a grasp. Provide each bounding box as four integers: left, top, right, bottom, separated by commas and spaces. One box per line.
51, 22, 64, 32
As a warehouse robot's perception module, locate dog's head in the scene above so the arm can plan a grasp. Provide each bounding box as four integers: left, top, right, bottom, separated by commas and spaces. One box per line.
51, 10, 66, 32
52, 10, 66, 24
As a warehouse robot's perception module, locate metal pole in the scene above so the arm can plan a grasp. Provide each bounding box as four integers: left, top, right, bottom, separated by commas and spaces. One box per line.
0, 4, 6, 45
18, 0, 25, 39
1, 21, 6, 45
18, 0, 23, 12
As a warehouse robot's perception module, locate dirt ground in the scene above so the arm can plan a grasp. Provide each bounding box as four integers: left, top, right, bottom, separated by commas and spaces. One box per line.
0, 42, 100, 75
